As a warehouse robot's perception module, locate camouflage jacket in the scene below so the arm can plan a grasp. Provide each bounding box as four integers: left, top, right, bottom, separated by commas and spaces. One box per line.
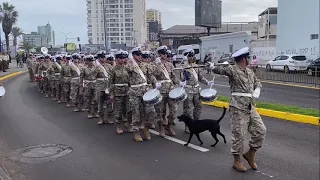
26, 58, 34, 69
60, 63, 72, 82
140, 62, 157, 88
109, 64, 129, 96
213, 64, 262, 112
48, 62, 61, 80
125, 62, 148, 96
33, 62, 40, 75
153, 61, 179, 94
38, 62, 51, 77
181, 63, 208, 94
95, 63, 113, 91
81, 65, 98, 88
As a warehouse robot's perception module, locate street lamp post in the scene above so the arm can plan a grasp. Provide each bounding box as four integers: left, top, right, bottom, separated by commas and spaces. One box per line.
61, 31, 72, 52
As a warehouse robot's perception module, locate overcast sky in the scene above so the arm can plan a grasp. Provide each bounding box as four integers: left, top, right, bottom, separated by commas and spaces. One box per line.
1, 0, 277, 45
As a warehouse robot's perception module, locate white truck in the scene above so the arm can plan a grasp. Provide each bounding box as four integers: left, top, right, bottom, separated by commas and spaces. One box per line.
176, 44, 201, 63
200, 31, 252, 63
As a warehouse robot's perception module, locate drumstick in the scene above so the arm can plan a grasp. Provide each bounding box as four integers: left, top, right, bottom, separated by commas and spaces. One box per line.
209, 76, 215, 89
152, 80, 164, 92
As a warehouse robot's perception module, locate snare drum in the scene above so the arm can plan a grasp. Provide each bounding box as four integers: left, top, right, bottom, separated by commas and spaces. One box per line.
169, 87, 187, 103
143, 89, 162, 106
200, 88, 217, 102
0, 86, 5, 97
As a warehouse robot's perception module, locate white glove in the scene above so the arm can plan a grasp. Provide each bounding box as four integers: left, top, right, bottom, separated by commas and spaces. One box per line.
208, 62, 216, 69
105, 88, 109, 94
155, 82, 162, 89
155, 57, 161, 64
183, 56, 188, 61
208, 81, 215, 86
179, 81, 187, 87
252, 88, 261, 98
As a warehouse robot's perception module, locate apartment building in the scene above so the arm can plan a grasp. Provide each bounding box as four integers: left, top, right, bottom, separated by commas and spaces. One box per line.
87, 0, 147, 47
146, 9, 162, 41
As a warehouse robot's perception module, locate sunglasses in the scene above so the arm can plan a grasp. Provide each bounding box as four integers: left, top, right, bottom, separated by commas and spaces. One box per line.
187, 54, 194, 57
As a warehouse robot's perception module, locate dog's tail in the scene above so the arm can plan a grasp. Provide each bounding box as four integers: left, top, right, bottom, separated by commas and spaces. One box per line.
217, 107, 227, 124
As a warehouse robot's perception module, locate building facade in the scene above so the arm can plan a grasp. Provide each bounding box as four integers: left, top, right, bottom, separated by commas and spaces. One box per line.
277, 0, 319, 59
37, 23, 55, 47
146, 9, 162, 41
258, 7, 277, 40
22, 32, 48, 47
87, 0, 147, 48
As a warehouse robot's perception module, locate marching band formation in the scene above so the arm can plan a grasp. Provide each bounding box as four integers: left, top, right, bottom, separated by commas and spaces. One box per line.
27, 45, 215, 142
26, 46, 267, 172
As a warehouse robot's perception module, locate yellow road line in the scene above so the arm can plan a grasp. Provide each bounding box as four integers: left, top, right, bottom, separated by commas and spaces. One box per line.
259, 80, 320, 90
202, 101, 319, 126
0, 71, 26, 81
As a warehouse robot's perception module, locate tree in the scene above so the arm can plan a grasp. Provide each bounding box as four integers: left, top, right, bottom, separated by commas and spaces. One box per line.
0, 2, 19, 54
11, 26, 23, 49
19, 41, 34, 53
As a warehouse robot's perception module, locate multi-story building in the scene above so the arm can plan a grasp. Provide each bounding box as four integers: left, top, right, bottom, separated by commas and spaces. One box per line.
22, 32, 48, 47
37, 23, 55, 47
87, 0, 147, 48
277, 0, 319, 59
146, 9, 162, 41
257, 7, 277, 40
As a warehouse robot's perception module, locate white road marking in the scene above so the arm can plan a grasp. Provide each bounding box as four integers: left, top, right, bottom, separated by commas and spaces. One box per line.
214, 83, 230, 87
256, 171, 274, 178
149, 129, 210, 152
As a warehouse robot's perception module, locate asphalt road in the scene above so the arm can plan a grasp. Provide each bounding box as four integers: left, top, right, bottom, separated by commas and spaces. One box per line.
0, 74, 319, 180
200, 74, 320, 109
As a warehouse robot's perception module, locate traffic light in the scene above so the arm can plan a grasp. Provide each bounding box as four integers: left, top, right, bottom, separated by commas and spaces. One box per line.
77, 37, 80, 41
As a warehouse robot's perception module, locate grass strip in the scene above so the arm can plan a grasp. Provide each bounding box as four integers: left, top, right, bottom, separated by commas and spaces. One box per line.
216, 95, 320, 117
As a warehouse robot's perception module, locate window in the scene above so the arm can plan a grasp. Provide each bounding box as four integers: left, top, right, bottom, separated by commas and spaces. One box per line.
310, 34, 319, 40
274, 56, 281, 61
280, 56, 289, 60
269, 15, 277, 25
292, 56, 307, 61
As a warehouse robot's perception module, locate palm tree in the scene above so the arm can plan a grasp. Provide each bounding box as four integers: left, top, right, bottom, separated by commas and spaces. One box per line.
19, 41, 34, 53
0, 2, 19, 54
11, 26, 23, 49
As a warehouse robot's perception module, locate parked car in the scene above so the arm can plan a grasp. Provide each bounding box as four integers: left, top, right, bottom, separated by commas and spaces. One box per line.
307, 57, 320, 76
218, 53, 234, 64
266, 55, 312, 73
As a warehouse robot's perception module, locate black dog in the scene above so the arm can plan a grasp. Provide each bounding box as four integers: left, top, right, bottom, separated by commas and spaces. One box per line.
177, 107, 227, 147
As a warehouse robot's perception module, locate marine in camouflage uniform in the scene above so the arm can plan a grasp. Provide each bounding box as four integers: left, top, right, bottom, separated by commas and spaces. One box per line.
26, 53, 35, 82
153, 46, 180, 137
34, 56, 43, 92
109, 51, 131, 135
50, 55, 62, 101
210, 47, 266, 172
95, 51, 114, 125
181, 49, 212, 134
60, 55, 72, 106
140, 51, 157, 135
81, 55, 98, 118
69, 54, 85, 112
38, 55, 51, 97
126, 48, 150, 142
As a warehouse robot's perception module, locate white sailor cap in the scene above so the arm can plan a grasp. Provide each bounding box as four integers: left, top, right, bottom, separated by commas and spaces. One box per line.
183, 49, 195, 56
85, 55, 95, 61
142, 51, 150, 55
106, 54, 114, 60
131, 47, 142, 55
156, 45, 168, 54
167, 50, 172, 54
115, 50, 129, 59
44, 54, 51, 58
66, 55, 72, 60
231, 47, 250, 58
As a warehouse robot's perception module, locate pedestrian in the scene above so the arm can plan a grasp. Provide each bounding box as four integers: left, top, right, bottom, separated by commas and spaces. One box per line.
209, 47, 267, 172
251, 55, 258, 73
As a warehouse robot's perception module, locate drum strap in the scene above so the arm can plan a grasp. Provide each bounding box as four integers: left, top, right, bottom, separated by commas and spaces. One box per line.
134, 64, 147, 82
190, 68, 198, 81
160, 64, 171, 80
131, 83, 147, 88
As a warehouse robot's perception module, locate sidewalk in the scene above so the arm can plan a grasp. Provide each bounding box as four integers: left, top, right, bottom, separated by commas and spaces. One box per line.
0, 62, 27, 78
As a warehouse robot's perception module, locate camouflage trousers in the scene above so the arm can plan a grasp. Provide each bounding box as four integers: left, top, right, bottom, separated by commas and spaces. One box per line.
62, 79, 71, 104
55, 81, 62, 101
128, 95, 146, 132
70, 78, 84, 109
83, 82, 97, 115
28, 68, 34, 81
229, 106, 267, 155
155, 94, 177, 126
49, 78, 56, 97
96, 91, 113, 119
113, 96, 128, 124
183, 93, 202, 120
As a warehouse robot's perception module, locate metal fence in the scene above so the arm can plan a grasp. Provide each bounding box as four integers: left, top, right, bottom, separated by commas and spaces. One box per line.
249, 64, 320, 86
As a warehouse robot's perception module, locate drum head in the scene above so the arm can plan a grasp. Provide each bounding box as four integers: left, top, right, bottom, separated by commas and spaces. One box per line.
0, 86, 6, 96
169, 87, 186, 99
200, 88, 217, 98
143, 89, 160, 101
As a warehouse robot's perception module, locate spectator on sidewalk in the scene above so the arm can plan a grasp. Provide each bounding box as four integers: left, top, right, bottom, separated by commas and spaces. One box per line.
251, 55, 258, 73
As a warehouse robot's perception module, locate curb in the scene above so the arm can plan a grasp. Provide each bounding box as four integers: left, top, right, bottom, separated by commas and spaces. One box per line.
0, 71, 26, 82
203, 101, 319, 126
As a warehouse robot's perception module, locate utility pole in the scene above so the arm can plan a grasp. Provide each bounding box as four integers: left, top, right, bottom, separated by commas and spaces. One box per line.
102, 0, 108, 52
